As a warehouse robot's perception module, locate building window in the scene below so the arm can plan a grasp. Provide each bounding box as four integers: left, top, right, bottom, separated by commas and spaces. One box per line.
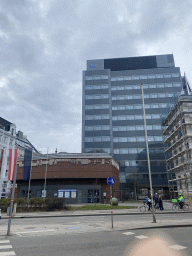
114, 149, 120, 154
134, 105, 142, 109
101, 75, 108, 79
149, 84, 156, 88
135, 115, 143, 120
158, 93, 166, 98
125, 85, 133, 90
129, 137, 136, 142
118, 105, 126, 110
165, 83, 172, 87
113, 127, 118, 131
164, 73, 172, 78
129, 148, 137, 154
140, 75, 147, 79
133, 85, 140, 89
151, 104, 159, 108
157, 83, 164, 88
118, 116, 126, 120
121, 149, 128, 154
136, 125, 144, 130
152, 114, 160, 119
119, 137, 127, 142
144, 94, 149, 98
133, 95, 142, 99
85, 76, 92, 80
137, 137, 145, 142
147, 125, 153, 130
119, 126, 126, 131
124, 76, 132, 80
148, 74, 155, 79
127, 115, 135, 120
156, 74, 163, 78
150, 94, 157, 98
112, 106, 118, 110
132, 76, 139, 80
128, 126, 136, 131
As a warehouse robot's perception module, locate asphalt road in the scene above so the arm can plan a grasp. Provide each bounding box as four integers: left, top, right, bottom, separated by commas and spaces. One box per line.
1, 227, 190, 256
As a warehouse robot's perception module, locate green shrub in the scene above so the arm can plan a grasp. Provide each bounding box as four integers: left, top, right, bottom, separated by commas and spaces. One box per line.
14, 198, 27, 206
0, 198, 11, 207
45, 198, 65, 211
29, 198, 44, 207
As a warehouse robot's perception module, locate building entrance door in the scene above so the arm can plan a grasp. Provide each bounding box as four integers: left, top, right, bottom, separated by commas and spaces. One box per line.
88, 189, 99, 203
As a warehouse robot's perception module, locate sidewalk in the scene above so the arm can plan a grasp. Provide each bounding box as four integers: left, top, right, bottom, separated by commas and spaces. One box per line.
1, 201, 191, 219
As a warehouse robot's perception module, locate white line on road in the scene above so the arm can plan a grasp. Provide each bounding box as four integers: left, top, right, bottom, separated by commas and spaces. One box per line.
0, 241, 10, 244
0, 245, 12, 249
16, 229, 56, 234
70, 222, 80, 224
169, 245, 187, 250
135, 235, 149, 239
0, 252, 16, 256
123, 232, 135, 235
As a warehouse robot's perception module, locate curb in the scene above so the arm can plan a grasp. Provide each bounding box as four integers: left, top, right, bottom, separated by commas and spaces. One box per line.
112, 223, 192, 232
1, 210, 192, 219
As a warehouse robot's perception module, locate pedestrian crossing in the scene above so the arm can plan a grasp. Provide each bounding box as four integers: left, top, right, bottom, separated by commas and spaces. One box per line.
123, 232, 187, 251
0, 240, 16, 255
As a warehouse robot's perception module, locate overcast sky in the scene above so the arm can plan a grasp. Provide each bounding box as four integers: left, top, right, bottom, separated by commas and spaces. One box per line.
1, 0, 192, 154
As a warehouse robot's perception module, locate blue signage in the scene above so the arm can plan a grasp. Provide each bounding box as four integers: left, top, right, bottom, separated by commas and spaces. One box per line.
107, 177, 115, 185
90, 64, 95, 68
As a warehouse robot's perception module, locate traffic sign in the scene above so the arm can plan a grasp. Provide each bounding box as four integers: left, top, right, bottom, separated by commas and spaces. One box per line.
107, 177, 115, 185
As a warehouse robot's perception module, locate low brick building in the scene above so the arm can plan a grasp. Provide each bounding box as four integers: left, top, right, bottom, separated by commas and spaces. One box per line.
15, 153, 120, 204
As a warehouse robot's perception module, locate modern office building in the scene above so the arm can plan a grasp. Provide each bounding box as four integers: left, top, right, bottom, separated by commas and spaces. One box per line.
162, 95, 192, 203
82, 54, 184, 199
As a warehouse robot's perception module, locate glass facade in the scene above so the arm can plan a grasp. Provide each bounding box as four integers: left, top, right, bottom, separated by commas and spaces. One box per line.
82, 55, 183, 198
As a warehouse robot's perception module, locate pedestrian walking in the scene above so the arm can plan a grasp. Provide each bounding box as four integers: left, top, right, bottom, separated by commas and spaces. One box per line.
154, 193, 159, 208
158, 196, 164, 210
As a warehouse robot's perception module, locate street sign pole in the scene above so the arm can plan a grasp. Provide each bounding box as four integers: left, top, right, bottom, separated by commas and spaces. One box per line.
110, 185, 113, 228
107, 177, 115, 229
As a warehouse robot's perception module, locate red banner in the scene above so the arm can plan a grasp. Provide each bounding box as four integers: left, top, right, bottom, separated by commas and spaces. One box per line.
8, 149, 17, 181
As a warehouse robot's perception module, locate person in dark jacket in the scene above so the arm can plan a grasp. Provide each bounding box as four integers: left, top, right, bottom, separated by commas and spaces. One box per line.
158, 196, 163, 210
154, 193, 159, 208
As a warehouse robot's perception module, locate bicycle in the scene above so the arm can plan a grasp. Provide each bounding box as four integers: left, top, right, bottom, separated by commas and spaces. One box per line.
172, 199, 189, 212
139, 202, 156, 213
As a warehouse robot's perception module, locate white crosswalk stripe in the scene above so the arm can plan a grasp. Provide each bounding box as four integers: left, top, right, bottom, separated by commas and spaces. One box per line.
0, 246, 12, 250
0, 252, 16, 255
123, 232, 135, 235
169, 245, 187, 250
0, 240, 16, 256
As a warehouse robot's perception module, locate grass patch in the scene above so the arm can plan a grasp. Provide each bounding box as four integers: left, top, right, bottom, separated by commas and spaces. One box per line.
70, 205, 138, 211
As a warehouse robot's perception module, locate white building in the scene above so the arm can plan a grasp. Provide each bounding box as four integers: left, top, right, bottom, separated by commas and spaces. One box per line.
0, 117, 16, 199
162, 95, 192, 203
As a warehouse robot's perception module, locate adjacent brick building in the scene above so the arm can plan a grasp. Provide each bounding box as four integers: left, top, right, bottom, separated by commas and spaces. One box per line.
16, 153, 120, 204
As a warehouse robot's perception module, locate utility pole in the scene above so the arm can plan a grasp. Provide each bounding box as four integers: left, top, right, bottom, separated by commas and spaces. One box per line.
141, 84, 156, 223
43, 147, 49, 199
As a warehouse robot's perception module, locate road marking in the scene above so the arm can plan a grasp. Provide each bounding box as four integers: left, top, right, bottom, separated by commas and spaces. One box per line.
169, 245, 187, 250
135, 235, 148, 239
16, 229, 56, 234
0, 245, 12, 249
70, 222, 80, 224
123, 232, 135, 235
0, 241, 10, 244
66, 227, 81, 230
0, 252, 16, 255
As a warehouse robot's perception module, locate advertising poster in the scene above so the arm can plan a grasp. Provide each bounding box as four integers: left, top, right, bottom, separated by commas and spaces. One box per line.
71, 191, 76, 198
65, 190, 70, 198
58, 190, 64, 198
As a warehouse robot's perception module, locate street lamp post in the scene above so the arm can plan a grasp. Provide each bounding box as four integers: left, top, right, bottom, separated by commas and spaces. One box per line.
141, 84, 156, 223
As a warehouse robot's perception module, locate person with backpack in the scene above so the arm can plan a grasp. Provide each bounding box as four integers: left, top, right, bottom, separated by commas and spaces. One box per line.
178, 193, 184, 209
